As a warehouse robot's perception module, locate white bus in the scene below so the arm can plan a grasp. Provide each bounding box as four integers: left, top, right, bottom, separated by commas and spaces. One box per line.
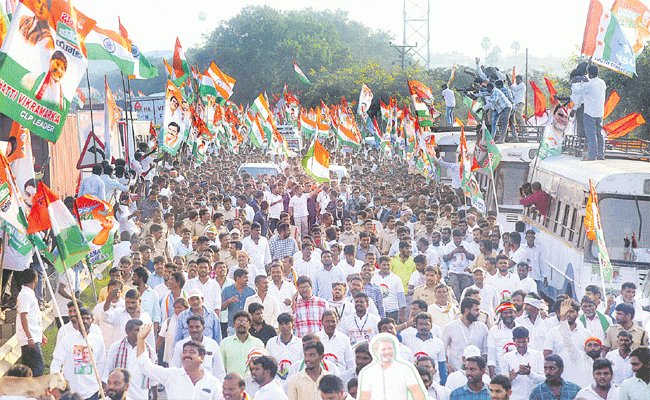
522, 154, 650, 299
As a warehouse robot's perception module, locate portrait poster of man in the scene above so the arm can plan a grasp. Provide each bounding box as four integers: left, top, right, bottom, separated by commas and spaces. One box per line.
0, 0, 95, 142
160, 79, 184, 155
357, 333, 427, 400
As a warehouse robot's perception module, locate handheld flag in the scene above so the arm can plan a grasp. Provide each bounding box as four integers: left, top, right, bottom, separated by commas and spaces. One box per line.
472, 124, 501, 172
408, 80, 434, 127
357, 84, 373, 120
104, 77, 123, 162
27, 182, 90, 268
544, 77, 558, 107
302, 140, 330, 183
74, 195, 118, 268
293, 60, 311, 85
582, 0, 636, 76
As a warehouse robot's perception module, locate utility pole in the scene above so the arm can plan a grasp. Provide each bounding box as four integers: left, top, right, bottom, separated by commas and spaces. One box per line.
390, 43, 417, 70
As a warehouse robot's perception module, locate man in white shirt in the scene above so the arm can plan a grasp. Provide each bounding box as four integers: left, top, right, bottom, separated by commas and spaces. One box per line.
486, 254, 520, 302
510, 75, 527, 132
442, 297, 488, 371
372, 256, 407, 322
267, 263, 296, 315
241, 222, 271, 274
519, 230, 546, 291
338, 292, 381, 345
487, 302, 518, 377
136, 323, 223, 399
575, 358, 621, 400
250, 355, 288, 400
51, 307, 107, 400
266, 313, 304, 382
336, 245, 364, 277
605, 330, 634, 384
104, 319, 154, 400
16, 269, 44, 376
243, 275, 281, 328
500, 326, 544, 400
183, 257, 222, 315
515, 262, 538, 295
571, 64, 607, 160
401, 312, 447, 382
265, 183, 284, 233
461, 268, 500, 321
442, 229, 475, 301
316, 310, 355, 371
288, 184, 316, 238
543, 299, 590, 357
515, 293, 550, 352
103, 288, 155, 351
294, 242, 322, 278
171, 315, 226, 380
441, 83, 456, 126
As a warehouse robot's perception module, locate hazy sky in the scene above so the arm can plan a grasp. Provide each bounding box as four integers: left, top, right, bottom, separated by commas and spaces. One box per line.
76, 0, 607, 59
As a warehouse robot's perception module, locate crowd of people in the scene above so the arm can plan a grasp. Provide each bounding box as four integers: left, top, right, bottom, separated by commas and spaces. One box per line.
6, 139, 650, 400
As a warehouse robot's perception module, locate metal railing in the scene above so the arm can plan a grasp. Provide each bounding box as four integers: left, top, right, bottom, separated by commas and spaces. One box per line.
562, 135, 650, 160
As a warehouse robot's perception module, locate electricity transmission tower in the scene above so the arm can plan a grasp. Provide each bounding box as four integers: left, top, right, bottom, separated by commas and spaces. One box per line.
402, 0, 430, 68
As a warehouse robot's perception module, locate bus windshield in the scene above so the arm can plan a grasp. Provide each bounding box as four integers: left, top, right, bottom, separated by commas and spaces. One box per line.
594, 197, 650, 264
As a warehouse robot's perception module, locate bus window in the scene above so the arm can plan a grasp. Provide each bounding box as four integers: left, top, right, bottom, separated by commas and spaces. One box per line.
560, 204, 570, 238
553, 200, 562, 233
593, 197, 650, 264
569, 208, 578, 243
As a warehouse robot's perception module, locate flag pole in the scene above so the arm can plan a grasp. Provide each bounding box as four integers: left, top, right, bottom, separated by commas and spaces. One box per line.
488, 154, 500, 217
125, 75, 138, 165
85, 70, 98, 165
0, 229, 6, 320
62, 259, 107, 400
34, 251, 65, 328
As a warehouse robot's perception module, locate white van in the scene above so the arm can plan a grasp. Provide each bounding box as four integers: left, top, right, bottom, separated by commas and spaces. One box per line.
237, 163, 282, 178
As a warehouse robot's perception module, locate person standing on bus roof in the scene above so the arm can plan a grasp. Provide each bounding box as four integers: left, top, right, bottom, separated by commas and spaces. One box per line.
570, 64, 606, 161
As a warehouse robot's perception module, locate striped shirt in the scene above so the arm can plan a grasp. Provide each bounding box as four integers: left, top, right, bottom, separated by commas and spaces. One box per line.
293, 295, 328, 337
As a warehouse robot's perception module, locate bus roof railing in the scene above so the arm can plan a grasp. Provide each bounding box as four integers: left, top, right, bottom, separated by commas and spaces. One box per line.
562, 135, 650, 160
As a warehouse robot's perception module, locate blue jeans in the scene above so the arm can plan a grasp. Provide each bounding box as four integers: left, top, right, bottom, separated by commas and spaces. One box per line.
445, 106, 454, 126
583, 114, 604, 159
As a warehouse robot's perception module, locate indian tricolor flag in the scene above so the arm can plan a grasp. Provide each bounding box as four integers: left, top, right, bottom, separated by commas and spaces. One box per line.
300, 108, 317, 138
302, 140, 330, 183
245, 110, 265, 149
86, 25, 135, 75
171, 37, 190, 85
200, 62, 236, 103
27, 182, 90, 267
293, 60, 311, 85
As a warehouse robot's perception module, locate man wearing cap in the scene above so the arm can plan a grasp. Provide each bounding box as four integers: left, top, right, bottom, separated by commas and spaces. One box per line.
500, 326, 544, 400
488, 302, 519, 377
175, 288, 222, 345
515, 293, 549, 352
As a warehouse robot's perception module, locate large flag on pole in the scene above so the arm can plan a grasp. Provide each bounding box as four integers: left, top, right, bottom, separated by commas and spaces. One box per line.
85, 25, 135, 76
0, 0, 96, 142
200, 62, 236, 103
119, 18, 157, 80
585, 179, 614, 280
0, 150, 28, 234
27, 182, 90, 268
302, 140, 330, 183
171, 37, 190, 86
293, 60, 311, 85
582, 0, 636, 76
529, 81, 547, 117
611, 0, 650, 57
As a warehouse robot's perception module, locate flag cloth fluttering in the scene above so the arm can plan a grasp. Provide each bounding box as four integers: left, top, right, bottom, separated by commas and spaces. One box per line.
529, 81, 547, 117
408, 80, 435, 127
171, 37, 190, 85
302, 140, 330, 183
293, 60, 311, 85
585, 179, 614, 280
603, 112, 646, 138
27, 182, 91, 270
472, 124, 502, 172
603, 90, 620, 119
544, 77, 558, 107
582, 0, 636, 77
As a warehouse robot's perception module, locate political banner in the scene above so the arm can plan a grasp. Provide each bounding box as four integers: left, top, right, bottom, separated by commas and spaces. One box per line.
160, 80, 186, 155
0, 0, 95, 142
74, 195, 118, 268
